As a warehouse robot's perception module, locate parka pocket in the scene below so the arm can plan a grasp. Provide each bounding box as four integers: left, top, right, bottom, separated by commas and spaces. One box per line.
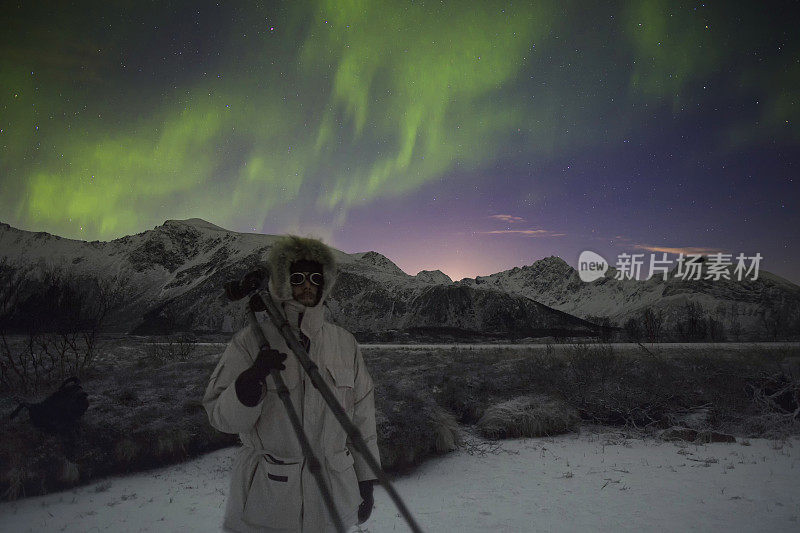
243, 455, 302, 529
326, 365, 355, 413
325, 449, 361, 525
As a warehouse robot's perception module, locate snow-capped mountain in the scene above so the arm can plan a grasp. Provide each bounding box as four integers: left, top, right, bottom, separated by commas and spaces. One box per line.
3, 219, 796, 340
459, 256, 800, 340
0, 219, 596, 340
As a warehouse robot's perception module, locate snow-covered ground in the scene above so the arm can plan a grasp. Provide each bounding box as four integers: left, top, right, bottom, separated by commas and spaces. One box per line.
1, 429, 797, 532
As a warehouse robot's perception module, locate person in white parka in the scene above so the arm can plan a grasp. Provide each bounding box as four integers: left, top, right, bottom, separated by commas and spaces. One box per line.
203, 235, 380, 532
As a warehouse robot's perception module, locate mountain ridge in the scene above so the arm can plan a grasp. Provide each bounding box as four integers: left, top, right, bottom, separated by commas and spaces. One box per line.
0, 219, 600, 341
2, 218, 798, 340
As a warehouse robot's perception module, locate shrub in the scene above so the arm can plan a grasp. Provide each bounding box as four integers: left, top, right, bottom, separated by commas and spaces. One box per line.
0, 262, 129, 393
143, 334, 197, 365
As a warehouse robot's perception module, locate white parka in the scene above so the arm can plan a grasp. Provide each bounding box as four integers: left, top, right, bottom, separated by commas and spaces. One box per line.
203, 237, 380, 532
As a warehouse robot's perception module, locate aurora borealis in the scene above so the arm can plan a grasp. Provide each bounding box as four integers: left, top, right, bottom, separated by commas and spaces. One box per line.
2, 1, 798, 282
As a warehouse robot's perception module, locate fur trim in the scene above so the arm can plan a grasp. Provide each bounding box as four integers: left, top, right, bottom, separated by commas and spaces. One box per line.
266, 235, 337, 304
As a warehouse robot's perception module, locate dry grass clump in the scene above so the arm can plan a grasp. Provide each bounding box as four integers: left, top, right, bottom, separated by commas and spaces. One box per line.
476, 394, 579, 439
58, 458, 80, 484
155, 429, 191, 460
0, 426, 77, 499
431, 406, 461, 452
114, 439, 140, 465
434, 374, 489, 424
374, 377, 461, 471
1, 460, 25, 500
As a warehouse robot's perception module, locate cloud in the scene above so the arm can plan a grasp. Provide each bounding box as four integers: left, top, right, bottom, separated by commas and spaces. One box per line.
481, 229, 565, 237
489, 214, 526, 224
632, 244, 725, 255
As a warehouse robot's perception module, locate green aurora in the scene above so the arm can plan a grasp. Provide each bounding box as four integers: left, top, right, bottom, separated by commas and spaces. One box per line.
1, 0, 796, 240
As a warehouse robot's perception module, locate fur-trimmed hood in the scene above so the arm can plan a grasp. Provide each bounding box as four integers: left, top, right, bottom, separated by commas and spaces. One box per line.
266, 235, 337, 306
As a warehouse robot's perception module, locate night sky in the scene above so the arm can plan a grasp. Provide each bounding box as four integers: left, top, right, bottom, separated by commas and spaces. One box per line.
2, 1, 798, 282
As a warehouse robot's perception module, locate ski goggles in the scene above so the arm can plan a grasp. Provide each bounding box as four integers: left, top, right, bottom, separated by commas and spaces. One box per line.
289, 272, 324, 286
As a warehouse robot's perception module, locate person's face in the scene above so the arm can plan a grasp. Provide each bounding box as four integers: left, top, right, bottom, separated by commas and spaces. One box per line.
291, 272, 321, 306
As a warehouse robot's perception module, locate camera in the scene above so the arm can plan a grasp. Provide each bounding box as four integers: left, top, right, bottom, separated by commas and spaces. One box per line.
224, 268, 267, 301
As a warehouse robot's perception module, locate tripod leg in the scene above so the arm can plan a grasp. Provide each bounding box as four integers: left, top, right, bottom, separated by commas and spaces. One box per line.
245, 307, 347, 533
253, 291, 424, 533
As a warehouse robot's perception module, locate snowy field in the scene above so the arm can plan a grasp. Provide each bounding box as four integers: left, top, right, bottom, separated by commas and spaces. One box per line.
1, 429, 797, 532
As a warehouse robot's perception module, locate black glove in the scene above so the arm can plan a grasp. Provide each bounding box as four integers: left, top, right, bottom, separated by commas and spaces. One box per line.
357, 479, 375, 524
235, 346, 287, 407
